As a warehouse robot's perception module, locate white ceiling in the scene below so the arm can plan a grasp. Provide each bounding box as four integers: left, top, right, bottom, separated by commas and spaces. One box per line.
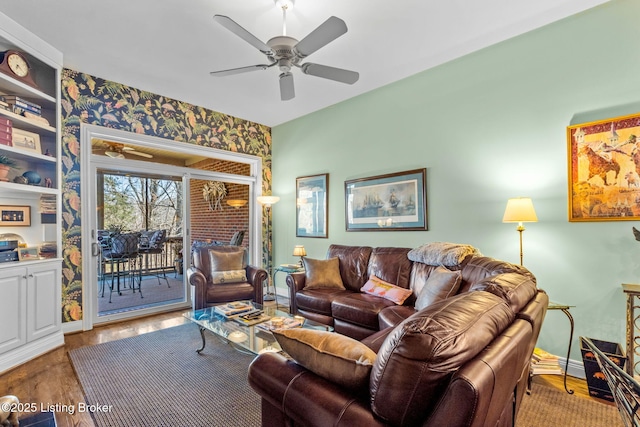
0, 0, 608, 127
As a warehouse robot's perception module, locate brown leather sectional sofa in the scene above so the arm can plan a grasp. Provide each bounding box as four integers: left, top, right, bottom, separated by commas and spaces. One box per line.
248, 244, 548, 427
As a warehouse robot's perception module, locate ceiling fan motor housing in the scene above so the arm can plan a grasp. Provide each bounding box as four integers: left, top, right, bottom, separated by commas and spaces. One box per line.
267, 36, 301, 72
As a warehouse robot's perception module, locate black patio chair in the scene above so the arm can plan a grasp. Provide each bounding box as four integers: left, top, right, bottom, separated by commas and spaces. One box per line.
101, 232, 142, 303
138, 229, 170, 288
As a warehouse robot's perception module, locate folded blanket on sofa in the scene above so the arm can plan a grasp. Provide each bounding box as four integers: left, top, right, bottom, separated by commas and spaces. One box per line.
408, 242, 481, 267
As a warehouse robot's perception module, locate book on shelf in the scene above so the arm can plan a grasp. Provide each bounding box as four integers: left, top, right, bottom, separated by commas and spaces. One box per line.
214, 301, 255, 317
3, 95, 42, 110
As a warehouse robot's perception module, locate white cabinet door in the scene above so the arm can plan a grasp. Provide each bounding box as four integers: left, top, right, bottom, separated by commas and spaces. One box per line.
26, 261, 61, 342
0, 266, 27, 353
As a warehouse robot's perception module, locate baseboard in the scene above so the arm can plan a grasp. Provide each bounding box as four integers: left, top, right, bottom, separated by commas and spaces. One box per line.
0, 332, 64, 374
559, 356, 586, 379
62, 320, 83, 334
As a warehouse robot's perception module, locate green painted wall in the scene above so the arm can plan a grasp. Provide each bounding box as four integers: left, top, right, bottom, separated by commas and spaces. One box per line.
271, 0, 640, 362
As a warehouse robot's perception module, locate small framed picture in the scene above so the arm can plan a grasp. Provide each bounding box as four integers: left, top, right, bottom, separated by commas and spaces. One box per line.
296, 173, 329, 238
0, 205, 30, 226
18, 246, 40, 261
12, 128, 41, 154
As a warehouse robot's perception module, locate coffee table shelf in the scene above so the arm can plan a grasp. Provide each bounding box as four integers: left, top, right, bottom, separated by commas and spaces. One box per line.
184, 302, 331, 355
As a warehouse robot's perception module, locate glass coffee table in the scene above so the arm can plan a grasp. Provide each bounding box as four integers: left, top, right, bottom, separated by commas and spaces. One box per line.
183, 302, 332, 355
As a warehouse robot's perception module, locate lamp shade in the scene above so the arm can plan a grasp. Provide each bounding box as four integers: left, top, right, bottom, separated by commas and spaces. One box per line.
257, 195, 280, 207
502, 197, 538, 223
226, 199, 247, 208
292, 245, 306, 257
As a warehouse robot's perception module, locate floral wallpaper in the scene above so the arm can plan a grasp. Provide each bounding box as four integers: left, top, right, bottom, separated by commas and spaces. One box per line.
60, 69, 272, 322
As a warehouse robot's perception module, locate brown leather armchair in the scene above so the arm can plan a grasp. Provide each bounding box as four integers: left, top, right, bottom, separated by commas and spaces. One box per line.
187, 245, 268, 309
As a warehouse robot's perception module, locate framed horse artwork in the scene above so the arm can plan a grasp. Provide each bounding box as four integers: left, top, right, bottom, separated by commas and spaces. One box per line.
567, 112, 640, 221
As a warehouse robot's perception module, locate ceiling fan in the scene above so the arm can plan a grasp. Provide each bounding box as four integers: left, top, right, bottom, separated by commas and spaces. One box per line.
210, 0, 359, 101
104, 142, 153, 159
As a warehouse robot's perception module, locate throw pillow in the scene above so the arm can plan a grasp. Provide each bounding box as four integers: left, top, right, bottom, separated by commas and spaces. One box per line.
210, 269, 247, 284
208, 249, 244, 272
272, 328, 376, 390
302, 257, 345, 290
414, 265, 462, 310
361, 275, 413, 305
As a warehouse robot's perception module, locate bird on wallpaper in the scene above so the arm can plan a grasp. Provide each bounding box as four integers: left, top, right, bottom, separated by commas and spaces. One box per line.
633, 226, 640, 241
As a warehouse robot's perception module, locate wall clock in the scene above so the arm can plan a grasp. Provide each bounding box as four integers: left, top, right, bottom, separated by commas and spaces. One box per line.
0, 50, 38, 89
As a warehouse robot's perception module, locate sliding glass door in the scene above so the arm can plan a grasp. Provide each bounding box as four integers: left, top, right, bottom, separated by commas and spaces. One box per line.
90, 160, 188, 324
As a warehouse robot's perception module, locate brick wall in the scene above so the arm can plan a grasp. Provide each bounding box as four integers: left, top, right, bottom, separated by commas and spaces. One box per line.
190, 158, 251, 249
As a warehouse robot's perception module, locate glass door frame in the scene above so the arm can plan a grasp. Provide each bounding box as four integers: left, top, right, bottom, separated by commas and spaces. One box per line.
80, 124, 263, 331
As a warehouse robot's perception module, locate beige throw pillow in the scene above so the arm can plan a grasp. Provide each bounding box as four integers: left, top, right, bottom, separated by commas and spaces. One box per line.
210, 269, 247, 284
272, 328, 376, 390
302, 257, 345, 290
414, 265, 462, 310
208, 249, 244, 273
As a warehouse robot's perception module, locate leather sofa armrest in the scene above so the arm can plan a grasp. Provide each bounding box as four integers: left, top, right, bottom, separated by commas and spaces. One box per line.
187, 266, 207, 310
285, 272, 306, 314
248, 352, 385, 427
246, 265, 268, 305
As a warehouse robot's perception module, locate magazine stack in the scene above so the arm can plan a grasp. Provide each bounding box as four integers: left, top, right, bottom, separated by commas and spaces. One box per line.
531, 347, 563, 375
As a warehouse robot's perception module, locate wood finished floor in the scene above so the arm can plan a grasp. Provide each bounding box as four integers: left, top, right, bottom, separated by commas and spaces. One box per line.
0, 309, 613, 427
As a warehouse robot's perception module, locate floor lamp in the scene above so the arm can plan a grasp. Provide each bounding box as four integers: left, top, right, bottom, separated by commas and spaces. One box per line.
257, 195, 280, 301
502, 197, 538, 266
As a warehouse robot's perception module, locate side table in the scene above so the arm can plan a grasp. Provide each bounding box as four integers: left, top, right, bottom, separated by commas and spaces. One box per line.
622, 283, 640, 376
547, 301, 575, 394
273, 264, 304, 311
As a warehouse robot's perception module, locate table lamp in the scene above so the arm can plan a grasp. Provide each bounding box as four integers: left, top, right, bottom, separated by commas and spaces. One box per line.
502, 197, 538, 265
293, 245, 306, 267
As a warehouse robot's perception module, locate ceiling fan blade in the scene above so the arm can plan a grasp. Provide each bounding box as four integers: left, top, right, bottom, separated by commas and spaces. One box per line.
301, 63, 359, 84
293, 16, 348, 58
279, 72, 295, 101
213, 15, 274, 56
129, 151, 153, 159
210, 63, 273, 77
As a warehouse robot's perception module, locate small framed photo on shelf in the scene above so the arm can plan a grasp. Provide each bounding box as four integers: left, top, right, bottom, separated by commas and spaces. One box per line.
0, 205, 31, 226
18, 246, 40, 261
11, 128, 41, 154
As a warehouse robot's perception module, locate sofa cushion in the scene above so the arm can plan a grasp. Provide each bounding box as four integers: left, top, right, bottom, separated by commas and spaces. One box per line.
370, 291, 515, 426
296, 288, 350, 317
378, 305, 416, 330
332, 293, 397, 330
414, 265, 462, 310
460, 256, 535, 293
272, 328, 376, 391
408, 242, 480, 266
367, 247, 413, 291
361, 275, 413, 305
303, 257, 345, 290
469, 272, 537, 314
327, 244, 373, 292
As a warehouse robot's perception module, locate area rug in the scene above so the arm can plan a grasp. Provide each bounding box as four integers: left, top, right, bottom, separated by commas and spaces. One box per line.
69, 324, 260, 427
517, 377, 622, 427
